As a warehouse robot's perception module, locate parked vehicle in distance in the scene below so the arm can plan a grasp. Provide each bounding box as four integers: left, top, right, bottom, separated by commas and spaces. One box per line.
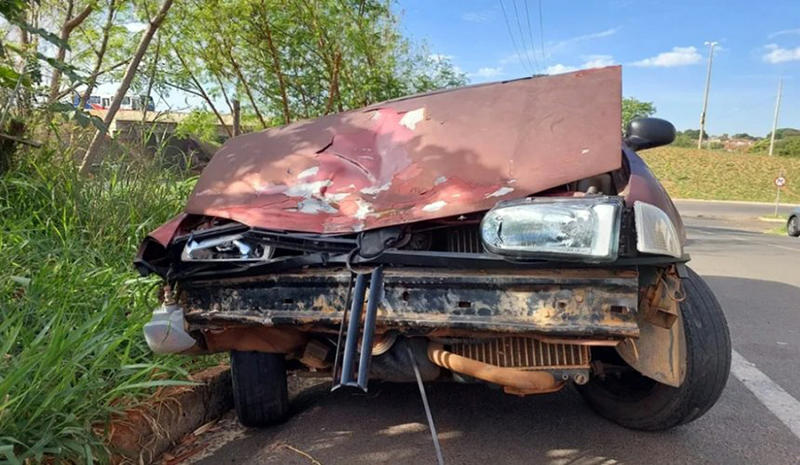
136, 66, 731, 432
788, 208, 800, 237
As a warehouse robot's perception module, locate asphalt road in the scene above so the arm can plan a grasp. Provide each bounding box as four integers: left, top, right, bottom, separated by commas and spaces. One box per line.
181, 201, 800, 465
673, 199, 798, 220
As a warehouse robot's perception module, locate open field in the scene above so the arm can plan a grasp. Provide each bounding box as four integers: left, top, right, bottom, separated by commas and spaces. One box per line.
641, 147, 800, 204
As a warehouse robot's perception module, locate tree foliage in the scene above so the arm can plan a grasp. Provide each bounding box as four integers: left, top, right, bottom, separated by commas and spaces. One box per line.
621, 97, 656, 130
157, 0, 466, 130
765, 127, 800, 141
750, 132, 800, 157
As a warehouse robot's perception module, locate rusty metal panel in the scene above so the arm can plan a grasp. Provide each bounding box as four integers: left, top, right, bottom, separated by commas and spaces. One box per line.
181, 267, 639, 338
616, 267, 687, 387
181, 67, 622, 234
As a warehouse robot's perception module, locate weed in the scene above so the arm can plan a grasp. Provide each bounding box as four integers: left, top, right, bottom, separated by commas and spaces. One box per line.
0, 148, 208, 462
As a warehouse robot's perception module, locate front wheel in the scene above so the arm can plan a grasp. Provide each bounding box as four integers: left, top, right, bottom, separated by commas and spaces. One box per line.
788, 216, 800, 237
577, 267, 731, 431
230, 351, 289, 427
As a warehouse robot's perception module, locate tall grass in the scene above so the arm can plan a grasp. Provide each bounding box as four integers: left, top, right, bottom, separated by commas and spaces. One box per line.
0, 147, 203, 462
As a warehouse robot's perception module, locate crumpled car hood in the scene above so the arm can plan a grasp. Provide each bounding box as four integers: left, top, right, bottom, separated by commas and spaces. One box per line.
184, 66, 622, 234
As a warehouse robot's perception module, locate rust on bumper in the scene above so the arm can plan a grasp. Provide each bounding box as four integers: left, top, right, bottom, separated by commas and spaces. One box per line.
181, 268, 640, 338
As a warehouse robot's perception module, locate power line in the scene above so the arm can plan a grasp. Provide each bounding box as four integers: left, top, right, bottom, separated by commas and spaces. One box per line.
499, 0, 533, 75
511, 0, 538, 73
523, 0, 541, 73
538, 0, 546, 68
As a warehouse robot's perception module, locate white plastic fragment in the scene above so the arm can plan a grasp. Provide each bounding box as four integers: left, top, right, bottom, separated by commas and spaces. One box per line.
143, 304, 197, 354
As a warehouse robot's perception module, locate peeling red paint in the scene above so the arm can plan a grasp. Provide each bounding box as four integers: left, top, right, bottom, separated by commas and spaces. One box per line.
178, 66, 622, 234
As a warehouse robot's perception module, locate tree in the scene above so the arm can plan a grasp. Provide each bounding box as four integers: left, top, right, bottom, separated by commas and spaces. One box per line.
157, 0, 466, 130
622, 97, 656, 130
732, 133, 756, 140
46, 0, 95, 103
680, 129, 708, 140
79, 0, 174, 174
749, 136, 800, 157
766, 128, 800, 141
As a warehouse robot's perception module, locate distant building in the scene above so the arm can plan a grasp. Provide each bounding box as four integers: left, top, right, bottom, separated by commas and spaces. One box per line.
723, 138, 755, 151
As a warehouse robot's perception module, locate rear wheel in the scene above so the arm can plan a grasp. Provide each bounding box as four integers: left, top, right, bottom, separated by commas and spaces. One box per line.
577, 267, 731, 431
788, 216, 800, 237
230, 351, 289, 427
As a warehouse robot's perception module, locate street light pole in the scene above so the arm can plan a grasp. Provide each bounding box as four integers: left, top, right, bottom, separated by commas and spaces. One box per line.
698, 41, 718, 149
768, 78, 783, 157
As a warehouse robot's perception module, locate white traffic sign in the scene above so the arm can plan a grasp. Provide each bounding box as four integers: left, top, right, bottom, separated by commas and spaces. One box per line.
775, 176, 787, 188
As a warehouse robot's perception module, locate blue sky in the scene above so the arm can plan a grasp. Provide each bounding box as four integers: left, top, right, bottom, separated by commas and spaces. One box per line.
396, 0, 800, 136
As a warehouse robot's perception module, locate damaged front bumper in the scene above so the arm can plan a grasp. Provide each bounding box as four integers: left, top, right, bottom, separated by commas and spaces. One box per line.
178, 267, 640, 340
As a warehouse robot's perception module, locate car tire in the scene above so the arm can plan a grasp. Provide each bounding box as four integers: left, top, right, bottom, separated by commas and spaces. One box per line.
788, 216, 800, 237
577, 267, 731, 431
230, 351, 289, 427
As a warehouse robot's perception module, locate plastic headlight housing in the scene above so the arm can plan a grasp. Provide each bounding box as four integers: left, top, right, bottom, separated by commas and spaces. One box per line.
481, 197, 622, 262
181, 234, 273, 262
633, 201, 683, 258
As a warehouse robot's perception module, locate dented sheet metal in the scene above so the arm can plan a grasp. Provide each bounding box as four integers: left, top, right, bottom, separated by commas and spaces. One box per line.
183, 67, 622, 234
180, 267, 639, 338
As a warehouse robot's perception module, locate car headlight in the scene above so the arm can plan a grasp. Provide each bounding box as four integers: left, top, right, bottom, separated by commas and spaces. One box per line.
181, 234, 273, 262
633, 201, 682, 258
481, 197, 622, 262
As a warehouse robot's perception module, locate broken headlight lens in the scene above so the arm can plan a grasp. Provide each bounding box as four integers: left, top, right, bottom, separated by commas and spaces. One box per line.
481, 197, 622, 262
181, 234, 273, 262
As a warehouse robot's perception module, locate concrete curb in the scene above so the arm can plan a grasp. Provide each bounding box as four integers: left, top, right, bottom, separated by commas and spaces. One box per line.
674, 198, 800, 208
107, 365, 233, 464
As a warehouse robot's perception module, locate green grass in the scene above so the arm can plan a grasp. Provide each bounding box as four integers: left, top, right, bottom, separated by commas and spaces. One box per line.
766, 224, 789, 236
641, 147, 800, 204
0, 149, 207, 462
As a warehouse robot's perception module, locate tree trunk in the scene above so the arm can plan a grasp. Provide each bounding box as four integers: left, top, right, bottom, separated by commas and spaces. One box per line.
258, 1, 291, 124
141, 36, 161, 124
80, 0, 116, 108
226, 48, 267, 128
48, 1, 94, 104
79, 0, 174, 174
232, 99, 241, 136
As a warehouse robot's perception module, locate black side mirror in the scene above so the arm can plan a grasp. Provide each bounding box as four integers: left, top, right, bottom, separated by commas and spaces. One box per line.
625, 118, 676, 151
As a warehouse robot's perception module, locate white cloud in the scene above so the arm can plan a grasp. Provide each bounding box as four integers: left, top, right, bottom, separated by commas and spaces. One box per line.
581, 54, 616, 68
544, 56, 616, 75
631, 46, 702, 67
769, 29, 800, 39
552, 27, 621, 49
762, 44, 800, 63
470, 66, 505, 78
500, 27, 620, 65
462, 10, 495, 23
429, 53, 454, 63
545, 64, 578, 74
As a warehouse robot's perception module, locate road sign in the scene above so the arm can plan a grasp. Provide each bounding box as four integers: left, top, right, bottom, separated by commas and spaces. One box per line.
775, 176, 787, 188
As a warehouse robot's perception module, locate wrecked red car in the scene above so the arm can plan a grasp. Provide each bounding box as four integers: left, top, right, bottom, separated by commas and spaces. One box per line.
136, 66, 731, 431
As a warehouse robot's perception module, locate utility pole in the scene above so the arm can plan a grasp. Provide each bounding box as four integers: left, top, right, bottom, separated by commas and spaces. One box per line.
698, 41, 718, 149
768, 78, 783, 156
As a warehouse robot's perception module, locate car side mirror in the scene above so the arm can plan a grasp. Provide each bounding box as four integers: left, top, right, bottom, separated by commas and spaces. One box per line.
625, 118, 676, 151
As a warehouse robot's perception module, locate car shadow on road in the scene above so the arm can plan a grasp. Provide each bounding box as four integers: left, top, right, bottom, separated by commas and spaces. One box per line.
189, 275, 800, 465
193, 373, 800, 465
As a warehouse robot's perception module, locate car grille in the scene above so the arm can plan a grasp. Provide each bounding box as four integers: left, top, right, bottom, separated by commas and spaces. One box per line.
446, 225, 484, 253
449, 337, 590, 370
